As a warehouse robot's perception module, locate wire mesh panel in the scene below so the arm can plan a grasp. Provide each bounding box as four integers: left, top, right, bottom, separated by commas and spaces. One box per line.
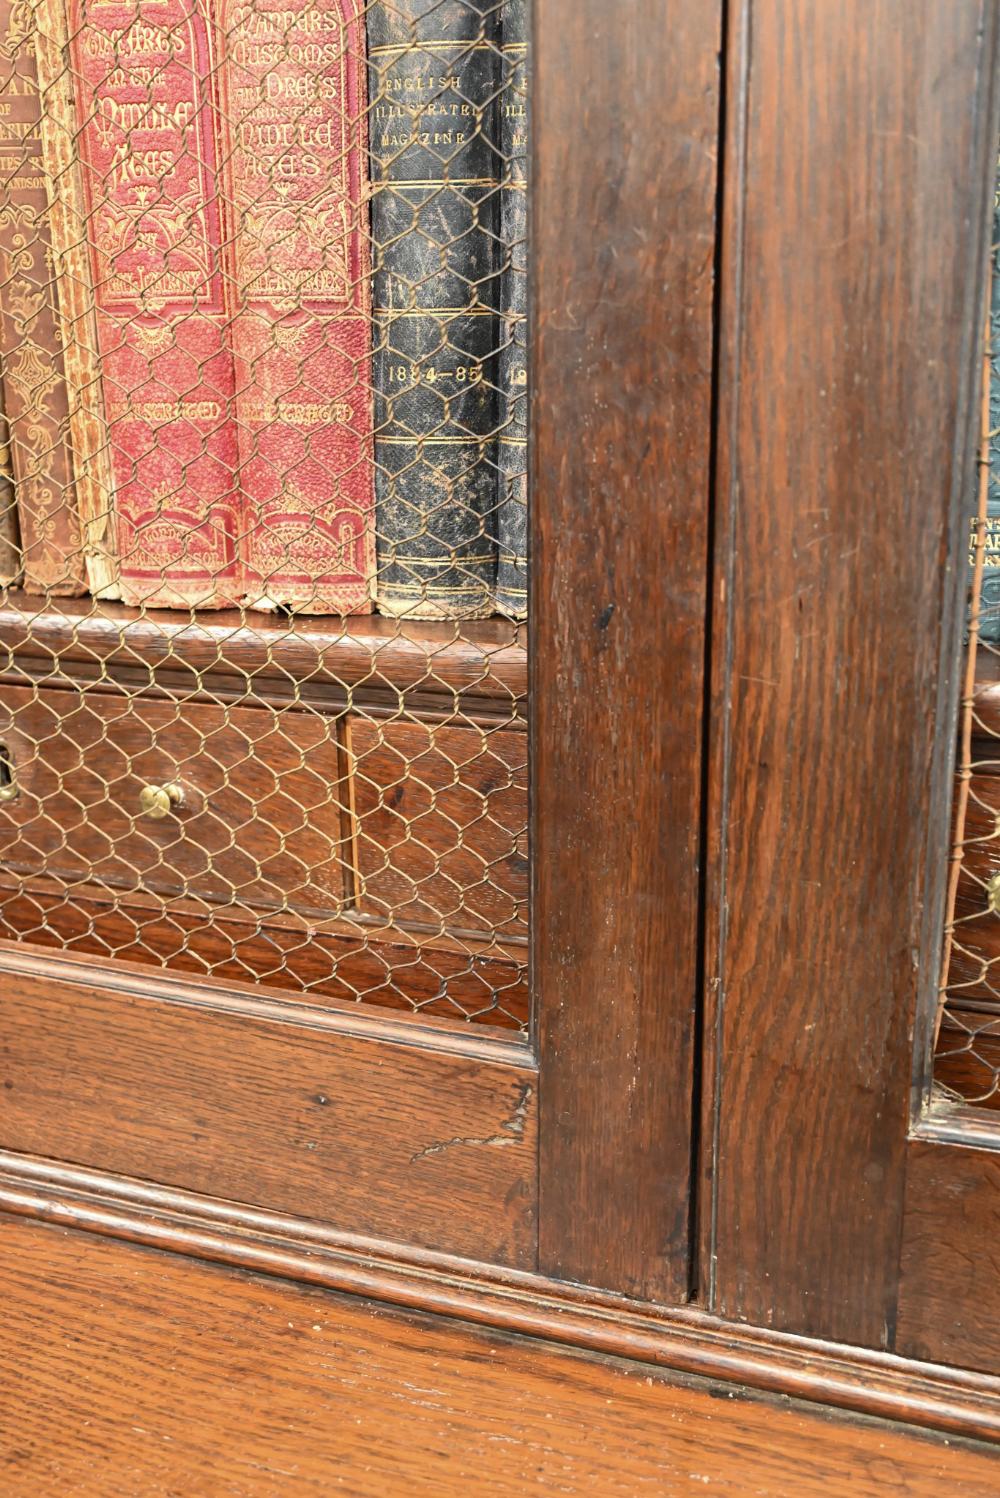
936, 144, 1000, 1100
0, 0, 530, 1034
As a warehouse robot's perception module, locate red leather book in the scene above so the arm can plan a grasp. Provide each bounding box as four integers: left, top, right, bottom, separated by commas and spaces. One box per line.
68, 0, 243, 609
67, 0, 373, 613
222, 0, 374, 614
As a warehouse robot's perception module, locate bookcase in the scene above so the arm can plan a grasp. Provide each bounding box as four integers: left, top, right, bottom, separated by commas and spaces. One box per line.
2, 0, 1000, 1458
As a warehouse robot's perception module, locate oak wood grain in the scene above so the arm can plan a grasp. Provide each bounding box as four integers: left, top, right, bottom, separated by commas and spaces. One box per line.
897, 1138, 1000, 1373
532, 0, 721, 1301
0, 942, 530, 1064
0, 967, 537, 1264
705, 0, 1000, 1341
2, 1216, 998, 1495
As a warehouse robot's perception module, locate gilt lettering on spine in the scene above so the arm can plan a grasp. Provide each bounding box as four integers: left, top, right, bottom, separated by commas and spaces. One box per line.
224, 0, 374, 614
69, 0, 243, 608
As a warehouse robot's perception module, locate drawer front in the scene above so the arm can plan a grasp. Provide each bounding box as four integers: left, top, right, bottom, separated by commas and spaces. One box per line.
347, 717, 528, 938
0, 687, 347, 916
948, 769, 1000, 1003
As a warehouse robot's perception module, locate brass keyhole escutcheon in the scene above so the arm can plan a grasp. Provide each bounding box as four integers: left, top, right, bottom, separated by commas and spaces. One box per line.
138, 782, 184, 820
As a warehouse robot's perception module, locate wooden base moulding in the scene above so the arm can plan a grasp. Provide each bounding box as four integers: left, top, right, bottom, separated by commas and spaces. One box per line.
7, 1216, 998, 1498
0, 1147, 998, 1448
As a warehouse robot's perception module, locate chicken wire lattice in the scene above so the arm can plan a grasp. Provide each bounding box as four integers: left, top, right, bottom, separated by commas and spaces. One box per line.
0, 0, 530, 1034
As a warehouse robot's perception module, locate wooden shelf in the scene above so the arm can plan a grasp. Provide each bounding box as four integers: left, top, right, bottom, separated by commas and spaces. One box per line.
0, 593, 527, 709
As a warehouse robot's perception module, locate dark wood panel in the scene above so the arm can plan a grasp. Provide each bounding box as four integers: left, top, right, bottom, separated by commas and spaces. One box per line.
0, 593, 527, 703
2, 1218, 999, 1496
0, 685, 347, 916
349, 717, 528, 939
0, 967, 537, 1264
0, 890, 529, 1029
897, 1139, 1000, 1373
706, 0, 1000, 1340
533, 0, 721, 1300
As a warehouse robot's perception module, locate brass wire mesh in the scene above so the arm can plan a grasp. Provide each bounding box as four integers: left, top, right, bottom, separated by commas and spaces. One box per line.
936, 148, 1000, 1101
0, 0, 530, 1034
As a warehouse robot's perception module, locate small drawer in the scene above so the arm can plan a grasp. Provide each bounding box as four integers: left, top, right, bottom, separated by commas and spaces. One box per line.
946, 769, 1000, 1001
347, 717, 528, 938
0, 687, 348, 917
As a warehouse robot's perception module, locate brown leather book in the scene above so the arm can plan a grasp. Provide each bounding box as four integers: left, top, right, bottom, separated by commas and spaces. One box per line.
33, 0, 119, 599
0, 0, 86, 595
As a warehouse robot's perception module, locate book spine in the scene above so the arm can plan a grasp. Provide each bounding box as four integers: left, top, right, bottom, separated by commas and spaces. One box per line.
0, 381, 21, 585
982, 152, 1000, 643
67, 0, 244, 609
34, 0, 119, 597
223, 0, 375, 615
0, 0, 85, 595
368, 0, 500, 620
495, 0, 528, 620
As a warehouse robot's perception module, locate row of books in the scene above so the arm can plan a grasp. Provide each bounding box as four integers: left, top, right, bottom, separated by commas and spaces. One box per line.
0, 0, 528, 619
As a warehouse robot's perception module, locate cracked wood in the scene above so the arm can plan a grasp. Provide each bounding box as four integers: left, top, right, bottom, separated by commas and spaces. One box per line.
409, 1081, 532, 1161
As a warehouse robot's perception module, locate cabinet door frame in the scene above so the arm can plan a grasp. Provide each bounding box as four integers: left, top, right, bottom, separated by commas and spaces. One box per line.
0, 0, 723, 1303
531, 0, 722, 1302
702, 0, 1000, 1357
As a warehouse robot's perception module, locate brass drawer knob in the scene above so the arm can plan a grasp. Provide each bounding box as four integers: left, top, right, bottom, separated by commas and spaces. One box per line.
138, 782, 184, 820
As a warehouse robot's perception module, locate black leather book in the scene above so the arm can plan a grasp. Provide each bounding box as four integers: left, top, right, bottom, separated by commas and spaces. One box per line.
495, 0, 529, 620
368, 0, 501, 619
